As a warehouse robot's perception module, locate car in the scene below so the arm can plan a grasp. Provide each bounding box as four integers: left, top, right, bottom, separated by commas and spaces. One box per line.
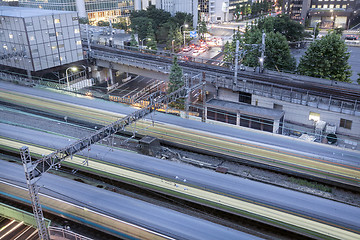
345, 35, 358, 40
239, 64, 245, 71
182, 47, 191, 52
192, 50, 200, 56
199, 48, 206, 53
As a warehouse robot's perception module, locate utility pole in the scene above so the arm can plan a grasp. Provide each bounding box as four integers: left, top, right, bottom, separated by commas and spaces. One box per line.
202, 72, 206, 122
233, 40, 239, 87
259, 31, 266, 73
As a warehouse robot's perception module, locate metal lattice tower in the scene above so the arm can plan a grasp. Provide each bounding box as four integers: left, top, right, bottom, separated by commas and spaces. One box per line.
20, 146, 50, 240
19, 80, 205, 239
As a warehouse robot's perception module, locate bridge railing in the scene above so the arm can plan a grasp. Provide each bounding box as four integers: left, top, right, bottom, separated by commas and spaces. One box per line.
212, 76, 359, 115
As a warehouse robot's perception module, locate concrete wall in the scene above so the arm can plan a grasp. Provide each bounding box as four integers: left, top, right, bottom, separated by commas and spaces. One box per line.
253, 94, 360, 138
218, 87, 238, 102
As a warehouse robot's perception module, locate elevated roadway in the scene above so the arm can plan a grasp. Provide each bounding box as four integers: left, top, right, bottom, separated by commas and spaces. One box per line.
87, 43, 360, 104
0, 124, 359, 240
0, 82, 359, 190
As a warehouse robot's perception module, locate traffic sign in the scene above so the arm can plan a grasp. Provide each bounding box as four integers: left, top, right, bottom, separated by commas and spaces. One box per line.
189, 31, 197, 38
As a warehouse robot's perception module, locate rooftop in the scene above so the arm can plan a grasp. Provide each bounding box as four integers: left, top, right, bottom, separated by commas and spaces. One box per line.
0, 6, 72, 18
206, 99, 284, 120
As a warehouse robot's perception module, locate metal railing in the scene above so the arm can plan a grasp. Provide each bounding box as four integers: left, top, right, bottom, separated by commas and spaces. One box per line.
49, 226, 93, 240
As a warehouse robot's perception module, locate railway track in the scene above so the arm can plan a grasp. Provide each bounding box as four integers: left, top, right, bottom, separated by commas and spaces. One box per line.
0, 86, 359, 191
1, 131, 360, 240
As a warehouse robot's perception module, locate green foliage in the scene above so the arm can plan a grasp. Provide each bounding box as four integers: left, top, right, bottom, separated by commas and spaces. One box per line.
97, 20, 110, 27
314, 23, 320, 39
223, 41, 235, 66
79, 17, 89, 25
298, 32, 352, 82
333, 27, 344, 35
289, 177, 332, 193
130, 17, 152, 40
357, 73, 360, 85
112, 18, 128, 31
130, 6, 193, 44
257, 14, 306, 42
146, 22, 157, 51
130, 33, 138, 47
166, 26, 183, 52
198, 21, 208, 39
168, 56, 183, 93
263, 32, 296, 71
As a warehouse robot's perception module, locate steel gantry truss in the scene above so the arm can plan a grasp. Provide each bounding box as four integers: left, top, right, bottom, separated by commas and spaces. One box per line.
19, 77, 205, 239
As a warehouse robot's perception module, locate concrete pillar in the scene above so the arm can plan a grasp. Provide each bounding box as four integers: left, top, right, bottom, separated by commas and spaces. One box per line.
236, 112, 240, 125
108, 68, 114, 85
273, 120, 280, 134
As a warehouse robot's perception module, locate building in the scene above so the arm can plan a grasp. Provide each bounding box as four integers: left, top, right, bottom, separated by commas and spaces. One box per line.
155, 0, 198, 27
198, 0, 209, 22
18, 0, 134, 25
0, 6, 83, 73
206, 0, 229, 23
206, 99, 284, 134
307, 0, 357, 28
283, 0, 311, 25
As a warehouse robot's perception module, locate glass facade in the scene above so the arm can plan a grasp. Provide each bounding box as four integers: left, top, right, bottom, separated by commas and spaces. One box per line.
19, 0, 134, 24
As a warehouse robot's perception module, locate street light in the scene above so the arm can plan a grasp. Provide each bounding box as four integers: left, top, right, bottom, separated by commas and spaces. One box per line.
141, 38, 151, 50
66, 66, 77, 88
180, 24, 189, 46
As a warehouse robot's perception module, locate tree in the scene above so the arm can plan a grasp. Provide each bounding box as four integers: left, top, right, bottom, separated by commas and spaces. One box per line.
257, 14, 306, 42
113, 18, 128, 31
79, 17, 89, 25
167, 27, 183, 52
314, 23, 320, 39
97, 20, 109, 27
146, 22, 157, 51
130, 17, 151, 40
130, 33, 138, 47
198, 21, 208, 39
263, 32, 296, 71
298, 32, 352, 82
357, 73, 360, 84
168, 56, 183, 93
223, 41, 234, 66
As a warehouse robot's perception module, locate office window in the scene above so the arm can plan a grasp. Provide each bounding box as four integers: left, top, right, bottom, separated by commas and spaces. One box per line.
323, 4, 328, 8
51, 46, 57, 50
76, 40, 81, 45
340, 118, 352, 129
336, 4, 340, 8
342, 4, 347, 8
49, 33, 56, 37
72, 17, 79, 21
29, 36, 35, 41
74, 28, 80, 34
58, 44, 64, 48
56, 32, 63, 36
54, 19, 60, 24
312, 4, 316, 8
9, 33, 13, 39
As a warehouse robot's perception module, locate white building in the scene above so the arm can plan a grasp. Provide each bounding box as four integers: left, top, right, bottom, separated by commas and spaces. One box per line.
209, 0, 229, 23
0, 6, 83, 72
155, 0, 198, 27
